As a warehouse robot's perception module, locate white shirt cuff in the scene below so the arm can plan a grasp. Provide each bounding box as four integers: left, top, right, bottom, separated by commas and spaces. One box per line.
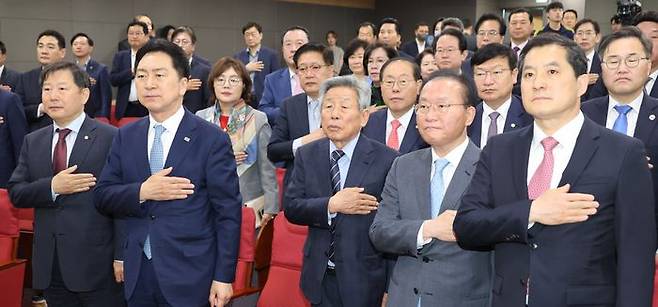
416, 221, 432, 249
292, 137, 303, 157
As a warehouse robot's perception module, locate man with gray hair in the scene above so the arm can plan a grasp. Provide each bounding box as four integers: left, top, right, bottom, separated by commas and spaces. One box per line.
285, 75, 398, 307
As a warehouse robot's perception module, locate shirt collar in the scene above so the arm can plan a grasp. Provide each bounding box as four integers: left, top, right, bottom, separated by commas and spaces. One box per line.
53, 112, 86, 135
76, 57, 91, 67
289, 67, 297, 80
329, 132, 360, 161
149, 105, 185, 134
431, 136, 469, 167
306, 95, 320, 105
482, 96, 512, 119
608, 92, 644, 113
649, 69, 658, 81
188, 57, 193, 66
511, 40, 528, 51
247, 46, 261, 55
585, 50, 595, 62
386, 107, 414, 128
532, 111, 584, 152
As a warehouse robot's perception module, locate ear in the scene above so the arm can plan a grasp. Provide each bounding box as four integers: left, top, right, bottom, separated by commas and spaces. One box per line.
576, 73, 589, 98
179, 77, 189, 96
360, 108, 370, 127
415, 79, 423, 96
511, 68, 519, 85
80, 87, 90, 105
460, 50, 468, 61
465, 105, 476, 127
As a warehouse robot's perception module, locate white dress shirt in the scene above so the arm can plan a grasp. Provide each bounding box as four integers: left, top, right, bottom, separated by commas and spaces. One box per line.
129, 50, 138, 102
646, 69, 658, 95
51, 112, 87, 200
385, 107, 414, 146
0, 65, 4, 80
480, 97, 512, 148
585, 50, 595, 73
292, 96, 322, 156
416, 39, 426, 54
147, 106, 185, 163
289, 67, 299, 95
605, 93, 643, 137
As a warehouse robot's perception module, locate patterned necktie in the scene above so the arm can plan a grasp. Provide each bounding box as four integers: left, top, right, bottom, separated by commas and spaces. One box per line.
487, 111, 500, 139
528, 137, 559, 200
144, 124, 165, 260
327, 149, 345, 263
612, 105, 632, 135
387, 119, 401, 150
53, 128, 71, 174
430, 158, 450, 218
513, 46, 521, 59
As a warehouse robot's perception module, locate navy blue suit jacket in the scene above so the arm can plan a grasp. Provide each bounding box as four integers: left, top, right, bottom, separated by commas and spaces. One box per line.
400, 41, 420, 58
0, 90, 26, 187
361, 108, 427, 154
85, 59, 112, 118
192, 54, 211, 67
0, 66, 20, 91
454, 117, 656, 307
467, 95, 533, 148
649, 78, 658, 99
285, 135, 398, 306
183, 58, 211, 113
94, 109, 242, 307
259, 67, 292, 124
16, 67, 51, 131
581, 52, 608, 102
235, 46, 281, 104
111, 50, 144, 119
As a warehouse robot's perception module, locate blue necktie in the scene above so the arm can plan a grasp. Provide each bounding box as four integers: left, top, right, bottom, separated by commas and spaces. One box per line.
144, 124, 165, 259
430, 158, 450, 218
612, 105, 632, 135
327, 149, 345, 263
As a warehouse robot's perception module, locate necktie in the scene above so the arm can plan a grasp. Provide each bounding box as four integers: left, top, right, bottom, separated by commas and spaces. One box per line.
144, 124, 165, 260
487, 112, 500, 139
430, 158, 450, 218
53, 128, 71, 174
528, 137, 559, 200
387, 119, 401, 150
612, 105, 632, 135
292, 74, 303, 95
327, 149, 345, 263
513, 46, 520, 59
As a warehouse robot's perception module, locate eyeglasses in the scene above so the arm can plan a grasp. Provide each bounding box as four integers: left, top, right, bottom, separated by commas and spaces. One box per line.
601, 55, 650, 70
575, 30, 596, 37
477, 30, 499, 37
173, 39, 192, 46
215, 77, 242, 87
416, 103, 467, 114
435, 47, 458, 54
473, 68, 511, 80
297, 64, 327, 75
381, 78, 415, 88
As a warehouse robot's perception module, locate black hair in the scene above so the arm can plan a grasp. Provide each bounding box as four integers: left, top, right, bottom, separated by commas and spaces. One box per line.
380, 57, 422, 81
633, 11, 658, 26
573, 18, 600, 34
414, 22, 429, 31
357, 22, 377, 36
471, 43, 517, 70
242, 22, 263, 34
156, 25, 176, 40
546, 1, 564, 12
441, 18, 464, 32
363, 43, 399, 75
70, 33, 94, 47
172, 26, 197, 44
519, 33, 587, 77
433, 28, 467, 53
598, 26, 653, 59
40, 61, 91, 89
281, 26, 310, 44
127, 21, 149, 36
292, 42, 334, 67
379, 17, 401, 35
563, 9, 578, 19
475, 13, 507, 36
422, 70, 477, 107
509, 8, 534, 23
431, 17, 445, 33
37, 30, 66, 49
135, 39, 190, 79
0, 41, 5, 54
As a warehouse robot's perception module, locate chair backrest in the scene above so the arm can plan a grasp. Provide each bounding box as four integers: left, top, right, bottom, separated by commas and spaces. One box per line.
0, 189, 19, 262
233, 206, 256, 291
95, 117, 111, 125
275, 168, 285, 209
270, 213, 307, 269
254, 217, 274, 288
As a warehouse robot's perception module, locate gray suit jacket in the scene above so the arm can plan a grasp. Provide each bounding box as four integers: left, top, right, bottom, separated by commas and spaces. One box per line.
370, 141, 492, 307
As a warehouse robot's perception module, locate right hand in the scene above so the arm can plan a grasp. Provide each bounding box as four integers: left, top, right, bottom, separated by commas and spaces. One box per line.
529, 184, 598, 225
328, 187, 378, 215
187, 78, 202, 91
139, 167, 195, 201
113, 261, 124, 283
245, 61, 264, 72
301, 128, 326, 145
51, 165, 96, 195
0, 84, 11, 92
422, 210, 457, 242
234, 151, 248, 165
587, 73, 599, 85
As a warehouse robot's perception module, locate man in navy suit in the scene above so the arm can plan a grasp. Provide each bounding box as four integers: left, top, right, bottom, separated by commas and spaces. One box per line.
71, 33, 112, 118
468, 43, 532, 148
235, 22, 281, 104
362, 57, 427, 153
454, 34, 656, 307
285, 75, 397, 307
378, 18, 413, 59
259, 26, 309, 124
574, 19, 607, 102
111, 21, 150, 120
0, 90, 26, 188
0, 41, 20, 92
16, 30, 66, 132
172, 26, 211, 113
95, 40, 242, 307
268, 43, 335, 203
400, 22, 430, 59
9, 62, 123, 307
581, 27, 658, 243
635, 11, 658, 99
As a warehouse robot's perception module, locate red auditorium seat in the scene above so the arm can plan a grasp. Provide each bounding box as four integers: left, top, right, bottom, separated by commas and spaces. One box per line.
233, 206, 257, 293
95, 117, 111, 124
654, 256, 658, 307
0, 189, 27, 307
257, 213, 309, 307
116, 117, 141, 127
275, 168, 286, 209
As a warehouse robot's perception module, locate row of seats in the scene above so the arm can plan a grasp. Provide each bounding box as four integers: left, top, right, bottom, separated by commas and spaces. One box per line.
0, 189, 27, 307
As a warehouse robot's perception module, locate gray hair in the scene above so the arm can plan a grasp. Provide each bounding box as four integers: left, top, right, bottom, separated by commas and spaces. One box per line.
319, 75, 371, 110
441, 17, 465, 33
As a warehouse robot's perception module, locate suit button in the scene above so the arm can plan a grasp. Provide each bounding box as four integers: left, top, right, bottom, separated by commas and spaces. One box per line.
422, 256, 430, 263
413, 288, 418, 294
150, 215, 156, 220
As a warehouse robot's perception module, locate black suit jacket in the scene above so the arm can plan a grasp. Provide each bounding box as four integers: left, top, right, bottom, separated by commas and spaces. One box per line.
581, 52, 608, 102
0, 66, 20, 91
85, 59, 113, 117
361, 108, 427, 154
8, 116, 119, 292
182, 58, 211, 113
650, 78, 658, 99
467, 95, 533, 148
454, 117, 656, 307
0, 90, 27, 187
285, 135, 398, 306
16, 67, 51, 131
400, 41, 421, 58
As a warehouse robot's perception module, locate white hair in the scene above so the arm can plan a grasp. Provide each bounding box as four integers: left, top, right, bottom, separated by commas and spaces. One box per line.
319, 75, 371, 110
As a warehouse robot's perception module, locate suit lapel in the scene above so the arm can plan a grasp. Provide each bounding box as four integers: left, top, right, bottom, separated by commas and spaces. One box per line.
134, 118, 152, 179
504, 96, 527, 132
590, 53, 602, 74
584, 97, 608, 126
164, 110, 197, 170
281, 69, 292, 97
558, 118, 600, 186
440, 141, 479, 211
37, 128, 55, 177
68, 117, 97, 168
512, 126, 532, 199
399, 112, 422, 153
468, 103, 483, 147
344, 135, 374, 190
414, 148, 433, 219
633, 95, 658, 144
292, 94, 310, 134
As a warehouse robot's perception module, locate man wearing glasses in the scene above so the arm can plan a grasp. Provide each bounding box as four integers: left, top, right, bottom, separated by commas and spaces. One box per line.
171, 26, 211, 113
574, 19, 606, 102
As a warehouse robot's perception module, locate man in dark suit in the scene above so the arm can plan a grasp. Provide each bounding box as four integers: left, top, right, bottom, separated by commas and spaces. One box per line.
259, 26, 309, 124
574, 19, 607, 102
454, 34, 656, 307
8, 62, 123, 307
474, 13, 506, 49
0, 90, 26, 188
581, 27, 658, 242
71, 33, 112, 118
634, 11, 658, 99
434, 29, 479, 106
508, 8, 534, 97
16, 30, 66, 132
235, 22, 281, 104
111, 21, 150, 120
286, 75, 398, 307
400, 22, 430, 59
268, 43, 334, 203
378, 17, 413, 59
95, 40, 242, 307
0, 41, 20, 92
171, 26, 211, 113
468, 43, 532, 148
362, 58, 427, 153
118, 14, 155, 52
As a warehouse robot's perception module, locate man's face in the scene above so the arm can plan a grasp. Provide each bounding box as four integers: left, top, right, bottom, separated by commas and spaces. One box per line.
357, 26, 375, 44
36, 35, 65, 66
476, 20, 503, 48
243, 26, 263, 48
296, 51, 333, 97
415, 25, 430, 41
474, 56, 517, 106
548, 8, 564, 23
520, 45, 588, 122
574, 22, 600, 54
378, 23, 400, 48
321, 86, 369, 145
637, 21, 658, 68
0, 52, 7, 66
135, 51, 188, 118
434, 35, 466, 71
381, 61, 422, 115
127, 25, 149, 50
600, 37, 652, 99
72, 36, 93, 59
416, 78, 475, 149
42, 69, 89, 125
509, 12, 533, 42
282, 30, 309, 67
172, 32, 196, 59
137, 16, 154, 37
562, 11, 577, 29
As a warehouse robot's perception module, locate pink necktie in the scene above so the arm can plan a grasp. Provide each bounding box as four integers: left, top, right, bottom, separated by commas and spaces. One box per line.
528, 137, 559, 200
387, 119, 401, 150
292, 74, 303, 95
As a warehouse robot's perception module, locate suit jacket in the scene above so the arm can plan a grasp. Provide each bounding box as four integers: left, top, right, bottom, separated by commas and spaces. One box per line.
8, 116, 118, 291
581, 52, 608, 102
453, 117, 656, 307
0, 90, 27, 187
285, 135, 398, 306
0, 66, 20, 91
193, 54, 211, 67
16, 67, 51, 131
400, 40, 421, 58
650, 78, 658, 99
259, 67, 292, 124
361, 108, 428, 154
85, 59, 113, 117
183, 58, 211, 113
235, 46, 281, 104
111, 50, 146, 119
94, 109, 242, 307
370, 142, 491, 307
467, 95, 533, 148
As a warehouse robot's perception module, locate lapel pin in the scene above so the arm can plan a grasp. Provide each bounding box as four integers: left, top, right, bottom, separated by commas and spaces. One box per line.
510, 123, 517, 128
84, 135, 89, 140
650, 114, 656, 121
184, 136, 191, 142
